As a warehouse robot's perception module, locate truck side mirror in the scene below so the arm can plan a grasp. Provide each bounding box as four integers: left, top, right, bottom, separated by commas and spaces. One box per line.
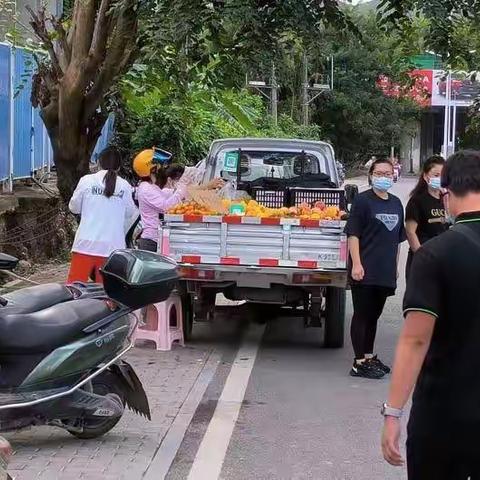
344, 184, 359, 208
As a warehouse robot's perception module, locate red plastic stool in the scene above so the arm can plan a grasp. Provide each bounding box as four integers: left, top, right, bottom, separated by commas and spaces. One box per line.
133, 292, 184, 351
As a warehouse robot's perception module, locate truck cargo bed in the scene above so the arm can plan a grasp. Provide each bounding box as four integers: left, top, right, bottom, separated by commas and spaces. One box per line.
160, 214, 347, 271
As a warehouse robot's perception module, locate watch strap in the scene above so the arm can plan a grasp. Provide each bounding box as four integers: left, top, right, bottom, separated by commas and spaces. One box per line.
381, 403, 403, 418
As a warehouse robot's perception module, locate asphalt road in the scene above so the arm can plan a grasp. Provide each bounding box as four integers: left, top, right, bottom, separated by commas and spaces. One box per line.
165, 177, 414, 480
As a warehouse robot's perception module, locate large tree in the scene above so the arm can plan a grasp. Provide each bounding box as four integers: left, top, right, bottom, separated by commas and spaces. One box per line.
30, 0, 355, 201
379, 0, 480, 67
28, 0, 139, 201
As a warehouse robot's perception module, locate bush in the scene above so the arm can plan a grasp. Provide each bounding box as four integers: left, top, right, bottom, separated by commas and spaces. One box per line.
116, 85, 324, 165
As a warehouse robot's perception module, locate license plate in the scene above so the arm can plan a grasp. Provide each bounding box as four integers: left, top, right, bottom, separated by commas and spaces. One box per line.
318, 252, 338, 262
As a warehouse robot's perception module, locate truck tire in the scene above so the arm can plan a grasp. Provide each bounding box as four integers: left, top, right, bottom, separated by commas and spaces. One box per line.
181, 293, 194, 341
324, 287, 346, 348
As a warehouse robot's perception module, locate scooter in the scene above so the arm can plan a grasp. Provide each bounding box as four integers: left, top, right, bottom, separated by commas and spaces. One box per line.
0, 250, 178, 439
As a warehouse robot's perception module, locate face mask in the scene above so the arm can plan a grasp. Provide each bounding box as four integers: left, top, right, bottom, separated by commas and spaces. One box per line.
429, 177, 442, 190
372, 177, 393, 192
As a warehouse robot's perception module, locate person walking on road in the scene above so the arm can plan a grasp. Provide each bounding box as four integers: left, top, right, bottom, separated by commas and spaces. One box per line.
345, 158, 406, 379
405, 155, 447, 279
382, 150, 480, 479
67, 147, 138, 283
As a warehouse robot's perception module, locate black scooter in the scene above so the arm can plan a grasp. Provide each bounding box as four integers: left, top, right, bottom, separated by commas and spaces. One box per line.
0, 250, 178, 439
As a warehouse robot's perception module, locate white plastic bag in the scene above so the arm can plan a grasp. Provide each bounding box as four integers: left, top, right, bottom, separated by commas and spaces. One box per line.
218, 180, 250, 201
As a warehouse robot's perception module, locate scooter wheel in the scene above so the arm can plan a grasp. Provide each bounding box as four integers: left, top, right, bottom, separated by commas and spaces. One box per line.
68, 371, 126, 440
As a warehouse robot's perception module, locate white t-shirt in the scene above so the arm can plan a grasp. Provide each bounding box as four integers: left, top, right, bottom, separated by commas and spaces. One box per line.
69, 170, 139, 257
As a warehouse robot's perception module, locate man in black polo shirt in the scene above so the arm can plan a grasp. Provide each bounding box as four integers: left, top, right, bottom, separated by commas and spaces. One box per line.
381, 150, 480, 479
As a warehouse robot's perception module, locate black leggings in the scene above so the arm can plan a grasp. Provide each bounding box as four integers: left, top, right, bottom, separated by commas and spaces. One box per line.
405, 250, 414, 281
350, 285, 391, 359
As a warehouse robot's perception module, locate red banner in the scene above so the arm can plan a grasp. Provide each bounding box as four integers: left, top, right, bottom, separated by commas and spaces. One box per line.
377, 69, 432, 108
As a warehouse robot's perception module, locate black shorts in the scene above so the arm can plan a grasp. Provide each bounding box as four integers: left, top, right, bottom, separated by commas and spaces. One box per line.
137, 238, 158, 252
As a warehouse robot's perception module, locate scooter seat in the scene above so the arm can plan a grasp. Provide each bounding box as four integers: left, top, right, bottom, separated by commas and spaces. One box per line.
0, 284, 73, 314
0, 298, 113, 353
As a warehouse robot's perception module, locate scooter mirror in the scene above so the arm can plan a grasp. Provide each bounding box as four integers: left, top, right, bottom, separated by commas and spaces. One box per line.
0, 253, 18, 271
101, 250, 179, 309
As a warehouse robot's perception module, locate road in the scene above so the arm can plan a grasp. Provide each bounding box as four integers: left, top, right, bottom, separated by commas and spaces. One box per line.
6, 176, 414, 480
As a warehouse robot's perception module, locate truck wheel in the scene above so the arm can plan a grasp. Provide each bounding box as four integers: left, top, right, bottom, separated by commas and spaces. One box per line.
324, 287, 346, 348
181, 293, 194, 341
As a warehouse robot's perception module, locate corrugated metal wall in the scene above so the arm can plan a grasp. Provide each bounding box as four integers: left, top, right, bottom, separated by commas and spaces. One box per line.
13, 47, 33, 179
0, 43, 115, 190
0, 44, 10, 182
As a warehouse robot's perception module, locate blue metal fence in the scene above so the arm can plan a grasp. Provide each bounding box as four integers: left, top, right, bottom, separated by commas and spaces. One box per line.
13, 48, 33, 179
0, 44, 10, 182
0, 43, 114, 191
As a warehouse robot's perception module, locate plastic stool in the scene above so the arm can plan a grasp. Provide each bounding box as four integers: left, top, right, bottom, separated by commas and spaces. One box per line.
133, 292, 184, 351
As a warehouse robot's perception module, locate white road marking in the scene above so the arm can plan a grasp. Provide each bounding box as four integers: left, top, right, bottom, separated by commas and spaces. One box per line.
144, 351, 221, 480
187, 324, 266, 480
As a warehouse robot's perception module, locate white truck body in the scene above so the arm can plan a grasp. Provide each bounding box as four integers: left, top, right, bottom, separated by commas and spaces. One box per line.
161, 138, 353, 348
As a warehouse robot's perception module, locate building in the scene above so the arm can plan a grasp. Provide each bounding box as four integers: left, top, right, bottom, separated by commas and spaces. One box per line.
398, 54, 476, 171
0, 0, 62, 41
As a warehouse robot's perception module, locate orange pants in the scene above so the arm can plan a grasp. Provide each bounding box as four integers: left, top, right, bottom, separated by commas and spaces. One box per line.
67, 252, 107, 284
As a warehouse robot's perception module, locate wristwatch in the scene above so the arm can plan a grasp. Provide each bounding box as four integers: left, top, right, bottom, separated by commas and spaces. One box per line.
381, 403, 403, 418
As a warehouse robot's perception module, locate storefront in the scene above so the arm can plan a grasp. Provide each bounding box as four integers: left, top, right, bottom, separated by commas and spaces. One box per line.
381, 54, 479, 171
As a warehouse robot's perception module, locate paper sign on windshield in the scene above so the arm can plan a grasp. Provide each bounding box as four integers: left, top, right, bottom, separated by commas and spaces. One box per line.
224, 151, 239, 173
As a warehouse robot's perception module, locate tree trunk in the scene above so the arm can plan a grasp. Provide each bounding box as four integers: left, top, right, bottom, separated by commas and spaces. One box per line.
50, 120, 104, 202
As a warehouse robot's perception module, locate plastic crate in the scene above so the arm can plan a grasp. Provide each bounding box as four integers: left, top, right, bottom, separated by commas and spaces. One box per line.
251, 187, 289, 208
289, 188, 346, 210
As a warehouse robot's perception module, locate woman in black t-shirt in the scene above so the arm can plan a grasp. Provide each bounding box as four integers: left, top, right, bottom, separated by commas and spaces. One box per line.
405, 155, 447, 279
345, 159, 406, 379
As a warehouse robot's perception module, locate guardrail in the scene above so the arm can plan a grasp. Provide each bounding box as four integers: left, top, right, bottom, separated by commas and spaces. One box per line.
0, 43, 114, 192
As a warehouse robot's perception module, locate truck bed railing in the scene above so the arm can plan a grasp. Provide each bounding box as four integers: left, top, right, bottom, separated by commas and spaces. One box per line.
160, 215, 347, 271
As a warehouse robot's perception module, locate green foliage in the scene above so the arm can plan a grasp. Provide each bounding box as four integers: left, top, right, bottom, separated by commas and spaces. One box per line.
379, 0, 480, 69
116, 2, 423, 169
308, 11, 421, 165
116, 74, 326, 165
460, 98, 480, 150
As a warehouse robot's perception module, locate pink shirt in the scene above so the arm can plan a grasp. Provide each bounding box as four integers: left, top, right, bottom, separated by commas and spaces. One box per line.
137, 182, 185, 241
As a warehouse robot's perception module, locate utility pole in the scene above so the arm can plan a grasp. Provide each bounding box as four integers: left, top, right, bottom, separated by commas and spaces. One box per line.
271, 63, 278, 126
301, 52, 331, 126
247, 63, 279, 126
302, 53, 309, 126
442, 71, 452, 158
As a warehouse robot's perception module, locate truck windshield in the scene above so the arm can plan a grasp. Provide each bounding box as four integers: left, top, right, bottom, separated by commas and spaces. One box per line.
216, 150, 333, 182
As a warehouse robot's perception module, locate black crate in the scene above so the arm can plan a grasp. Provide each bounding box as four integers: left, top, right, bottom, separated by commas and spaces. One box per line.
251, 187, 289, 208
289, 188, 346, 210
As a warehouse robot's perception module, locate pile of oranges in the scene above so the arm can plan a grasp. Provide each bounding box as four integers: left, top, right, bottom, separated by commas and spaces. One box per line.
168, 201, 217, 216
168, 200, 346, 220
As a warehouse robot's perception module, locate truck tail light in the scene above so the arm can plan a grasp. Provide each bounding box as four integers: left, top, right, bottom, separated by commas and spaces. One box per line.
179, 268, 216, 280
293, 273, 332, 285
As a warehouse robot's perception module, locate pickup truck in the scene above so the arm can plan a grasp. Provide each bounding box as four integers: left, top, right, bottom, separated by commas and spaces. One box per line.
159, 138, 357, 348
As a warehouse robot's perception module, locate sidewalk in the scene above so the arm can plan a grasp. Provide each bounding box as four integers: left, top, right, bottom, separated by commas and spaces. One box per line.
2, 263, 217, 480
6, 344, 215, 480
